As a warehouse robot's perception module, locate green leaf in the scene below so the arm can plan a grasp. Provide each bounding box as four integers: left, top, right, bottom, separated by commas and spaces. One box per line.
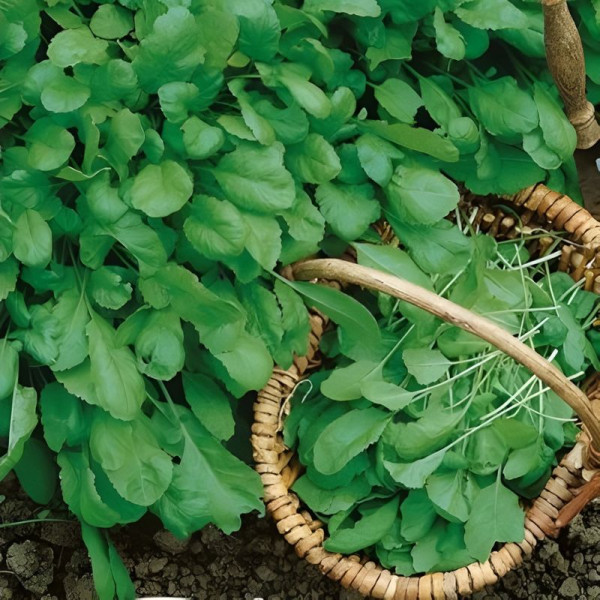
51, 287, 90, 371
81, 524, 136, 600
390, 405, 464, 461
132, 7, 206, 92
403, 348, 451, 385
40, 383, 87, 453
324, 496, 399, 553
386, 165, 459, 225
523, 128, 562, 170
47, 26, 108, 67
212, 331, 273, 393
0, 14, 26, 60
360, 381, 415, 411
184, 195, 247, 260
313, 407, 390, 475
426, 470, 473, 522
274, 279, 310, 366
419, 76, 462, 129
0, 259, 18, 302
90, 411, 173, 506
13, 210, 52, 268
464, 480, 525, 562
242, 212, 282, 270
388, 219, 472, 275
40, 74, 91, 113
14, 438, 58, 505
280, 188, 326, 248
89, 267, 133, 310
504, 440, 553, 481
181, 116, 225, 159
285, 133, 342, 184
356, 133, 404, 187
86, 314, 145, 420
89, 4, 133, 39
304, 0, 381, 16
366, 24, 417, 69
256, 62, 331, 119
433, 8, 465, 60
321, 360, 382, 401
223, 0, 280, 62
360, 120, 459, 162
229, 79, 276, 146
374, 79, 423, 123
468, 77, 538, 136
292, 473, 371, 514
315, 182, 380, 241
455, 0, 529, 30
133, 310, 185, 381
158, 82, 203, 124
130, 161, 193, 218
213, 144, 296, 214
197, 7, 239, 70
384, 451, 446, 489
152, 408, 263, 536
400, 489, 437, 542
0, 386, 37, 480
26, 118, 75, 171
139, 263, 244, 355
282, 278, 382, 361
183, 372, 235, 441
0, 339, 18, 400
102, 109, 145, 180
533, 82, 577, 162
105, 212, 168, 269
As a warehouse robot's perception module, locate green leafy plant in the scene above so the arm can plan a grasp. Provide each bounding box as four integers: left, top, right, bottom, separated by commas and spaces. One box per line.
0, 0, 595, 596
287, 225, 599, 573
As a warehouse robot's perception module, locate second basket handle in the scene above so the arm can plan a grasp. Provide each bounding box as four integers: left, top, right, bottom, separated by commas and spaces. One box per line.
542, 0, 600, 149
292, 257, 600, 456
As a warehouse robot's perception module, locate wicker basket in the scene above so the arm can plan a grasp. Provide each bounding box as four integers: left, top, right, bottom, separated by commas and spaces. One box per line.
251, 184, 600, 599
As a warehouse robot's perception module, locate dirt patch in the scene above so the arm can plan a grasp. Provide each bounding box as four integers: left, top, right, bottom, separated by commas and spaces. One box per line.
0, 474, 599, 600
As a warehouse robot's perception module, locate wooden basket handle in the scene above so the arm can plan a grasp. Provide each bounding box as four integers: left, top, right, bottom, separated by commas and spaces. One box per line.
292, 258, 600, 454
542, 0, 600, 149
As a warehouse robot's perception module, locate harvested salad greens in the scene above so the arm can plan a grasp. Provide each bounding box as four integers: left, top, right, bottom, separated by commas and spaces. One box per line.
286, 228, 600, 574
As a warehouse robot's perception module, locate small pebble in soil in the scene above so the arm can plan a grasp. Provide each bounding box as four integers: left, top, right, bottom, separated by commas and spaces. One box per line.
559, 577, 580, 598
6, 540, 54, 595
153, 530, 190, 555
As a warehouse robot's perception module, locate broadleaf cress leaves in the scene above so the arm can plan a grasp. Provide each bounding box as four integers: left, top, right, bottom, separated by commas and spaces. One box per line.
0, 0, 593, 593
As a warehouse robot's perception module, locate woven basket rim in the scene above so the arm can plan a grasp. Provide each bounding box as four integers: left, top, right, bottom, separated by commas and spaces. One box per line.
252, 185, 600, 599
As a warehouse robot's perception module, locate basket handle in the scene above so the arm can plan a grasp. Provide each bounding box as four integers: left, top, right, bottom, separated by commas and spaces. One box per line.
542, 0, 600, 149
292, 258, 600, 455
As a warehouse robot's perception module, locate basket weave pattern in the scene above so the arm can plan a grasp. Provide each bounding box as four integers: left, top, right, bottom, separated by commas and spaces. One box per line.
251, 185, 600, 599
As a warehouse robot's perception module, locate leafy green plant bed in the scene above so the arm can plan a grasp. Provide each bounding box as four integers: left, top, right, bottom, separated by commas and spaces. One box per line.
287, 225, 600, 574
0, 0, 596, 597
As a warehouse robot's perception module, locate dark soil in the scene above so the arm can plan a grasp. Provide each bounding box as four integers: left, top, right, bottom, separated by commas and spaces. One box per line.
0, 473, 599, 600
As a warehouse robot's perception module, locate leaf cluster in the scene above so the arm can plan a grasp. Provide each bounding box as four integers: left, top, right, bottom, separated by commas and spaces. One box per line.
288, 231, 599, 574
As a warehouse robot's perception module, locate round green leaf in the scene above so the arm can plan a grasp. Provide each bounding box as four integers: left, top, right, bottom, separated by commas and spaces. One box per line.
386, 166, 459, 225
181, 116, 224, 159
130, 160, 193, 218
47, 27, 109, 67
90, 4, 133, 39
184, 195, 247, 260
41, 75, 91, 113
26, 118, 75, 171
13, 210, 52, 268
90, 411, 173, 506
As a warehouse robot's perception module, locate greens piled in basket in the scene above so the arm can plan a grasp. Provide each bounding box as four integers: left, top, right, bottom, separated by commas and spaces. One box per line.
285, 222, 600, 574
